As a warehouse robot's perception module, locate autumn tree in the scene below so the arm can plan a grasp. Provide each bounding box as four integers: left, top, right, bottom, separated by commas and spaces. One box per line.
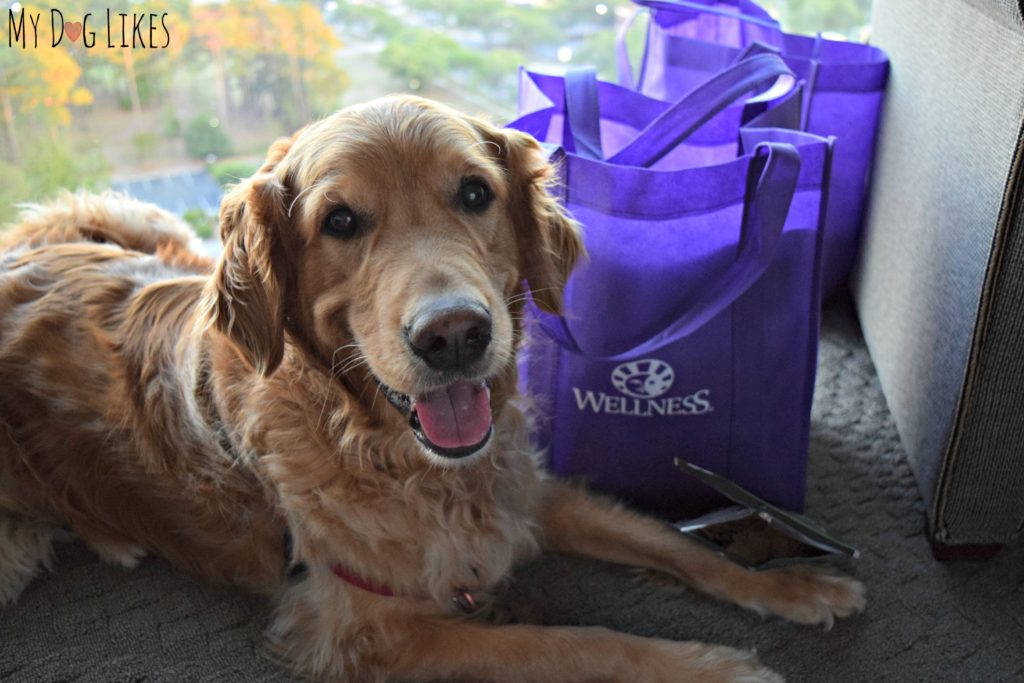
0, 8, 92, 161
266, 1, 348, 125
190, 1, 347, 129
0, 6, 106, 222
86, 0, 190, 119
190, 2, 253, 123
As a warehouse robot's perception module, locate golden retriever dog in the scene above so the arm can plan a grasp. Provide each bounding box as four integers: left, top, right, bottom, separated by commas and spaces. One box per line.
0, 96, 864, 682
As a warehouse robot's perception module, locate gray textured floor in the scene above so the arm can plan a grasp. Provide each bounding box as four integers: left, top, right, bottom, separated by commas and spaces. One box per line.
2, 302, 1022, 682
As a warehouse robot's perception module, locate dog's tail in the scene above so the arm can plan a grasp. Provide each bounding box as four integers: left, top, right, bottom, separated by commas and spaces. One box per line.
1, 191, 199, 256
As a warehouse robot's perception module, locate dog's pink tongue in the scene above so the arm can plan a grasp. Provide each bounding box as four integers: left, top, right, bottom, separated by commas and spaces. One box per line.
414, 381, 491, 449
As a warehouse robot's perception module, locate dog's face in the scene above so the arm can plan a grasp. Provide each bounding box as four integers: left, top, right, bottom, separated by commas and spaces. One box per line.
205, 96, 581, 465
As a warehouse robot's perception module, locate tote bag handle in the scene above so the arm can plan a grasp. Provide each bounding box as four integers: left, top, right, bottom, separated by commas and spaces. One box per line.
616, 7, 646, 90
563, 68, 605, 160
617, 0, 784, 89
562, 54, 793, 168
608, 52, 793, 167
631, 0, 780, 30
534, 141, 801, 362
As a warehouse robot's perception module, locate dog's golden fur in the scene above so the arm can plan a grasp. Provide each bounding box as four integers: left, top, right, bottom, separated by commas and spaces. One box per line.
0, 96, 864, 682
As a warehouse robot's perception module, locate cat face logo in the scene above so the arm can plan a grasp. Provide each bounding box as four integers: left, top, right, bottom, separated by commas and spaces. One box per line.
611, 359, 675, 399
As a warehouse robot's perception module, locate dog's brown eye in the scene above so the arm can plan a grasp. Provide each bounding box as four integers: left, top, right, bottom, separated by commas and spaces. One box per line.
322, 207, 360, 239
459, 180, 492, 213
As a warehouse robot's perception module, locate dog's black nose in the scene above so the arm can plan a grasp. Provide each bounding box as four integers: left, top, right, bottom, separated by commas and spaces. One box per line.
407, 298, 492, 372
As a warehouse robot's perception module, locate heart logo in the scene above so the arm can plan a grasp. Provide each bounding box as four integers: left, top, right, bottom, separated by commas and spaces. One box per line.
64, 21, 82, 43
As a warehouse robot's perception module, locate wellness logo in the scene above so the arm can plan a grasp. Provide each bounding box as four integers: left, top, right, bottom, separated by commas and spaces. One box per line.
7, 7, 171, 49
572, 358, 713, 417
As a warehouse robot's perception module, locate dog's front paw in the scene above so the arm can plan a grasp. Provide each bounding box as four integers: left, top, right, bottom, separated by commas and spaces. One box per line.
748, 566, 866, 628
89, 539, 147, 569
655, 643, 785, 683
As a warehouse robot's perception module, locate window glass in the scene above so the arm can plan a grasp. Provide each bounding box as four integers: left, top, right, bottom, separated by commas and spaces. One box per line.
0, 0, 872, 231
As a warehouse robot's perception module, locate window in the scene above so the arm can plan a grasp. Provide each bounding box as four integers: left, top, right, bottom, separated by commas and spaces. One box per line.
0, 0, 871, 235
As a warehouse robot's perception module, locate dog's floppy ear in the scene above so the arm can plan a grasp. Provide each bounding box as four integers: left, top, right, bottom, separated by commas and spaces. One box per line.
203, 140, 293, 376
486, 125, 584, 314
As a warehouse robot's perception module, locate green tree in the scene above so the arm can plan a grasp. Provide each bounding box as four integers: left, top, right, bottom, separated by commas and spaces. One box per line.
0, 161, 32, 225
22, 136, 109, 194
184, 114, 233, 159
332, 3, 403, 38
181, 208, 216, 239
497, 7, 563, 51
404, 0, 562, 52
209, 158, 261, 187
548, 0, 617, 32
765, 0, 870, 35
461, 49, 522, 100
570, 29, 621, 81
0, 135, 110, 225
380, 28, 468, 90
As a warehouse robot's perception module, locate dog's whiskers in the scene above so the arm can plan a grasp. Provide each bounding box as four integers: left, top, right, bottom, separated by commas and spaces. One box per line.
316, 343, 367, 432
368, 381, 383, 417
470, 139, 503, 155
504, 287, 556, 308
335, 354, 370, 377
286, 184, 317, 219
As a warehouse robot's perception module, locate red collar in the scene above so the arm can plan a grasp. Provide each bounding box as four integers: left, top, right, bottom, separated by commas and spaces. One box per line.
331, 562, 477, 613
283, 533, 476, 612
331, 563, 395, 597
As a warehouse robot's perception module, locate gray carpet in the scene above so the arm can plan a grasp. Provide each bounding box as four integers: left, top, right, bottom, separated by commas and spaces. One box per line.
2, 301, 1022, 682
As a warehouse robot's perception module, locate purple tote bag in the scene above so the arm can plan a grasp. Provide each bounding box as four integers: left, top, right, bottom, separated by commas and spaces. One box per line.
508, 55, 833, 518
618, 0, 888, 297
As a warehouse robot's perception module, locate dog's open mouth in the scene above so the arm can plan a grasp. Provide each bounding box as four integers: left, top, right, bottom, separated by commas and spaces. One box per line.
381, 380, 493, 459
